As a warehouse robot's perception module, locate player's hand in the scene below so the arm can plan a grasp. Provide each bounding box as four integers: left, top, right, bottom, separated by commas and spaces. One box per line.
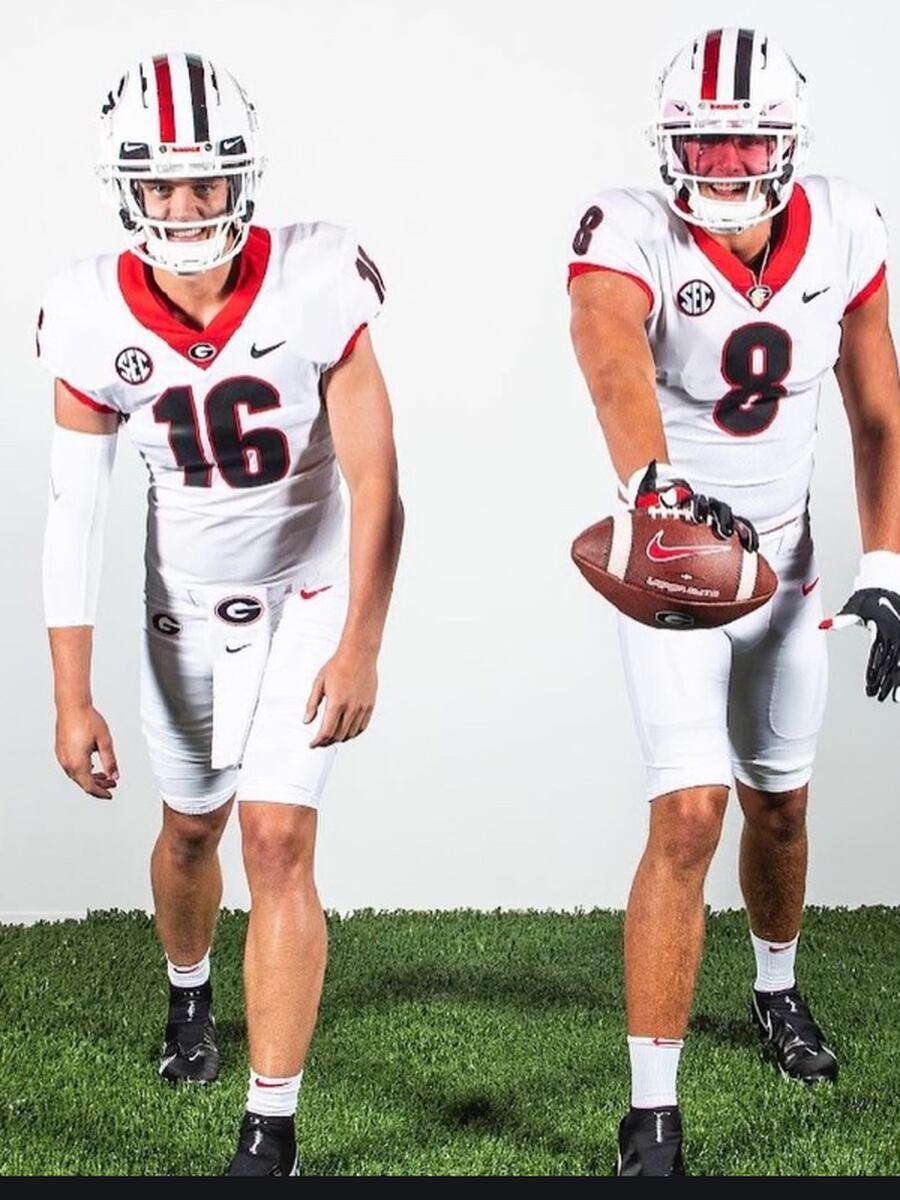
304, 646, 378, 747
54, 703, 120, 798
630, 460, 759, 552
821, 588, 900, 702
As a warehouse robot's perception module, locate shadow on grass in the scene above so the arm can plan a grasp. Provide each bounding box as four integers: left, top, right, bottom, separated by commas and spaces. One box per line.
688, 1011, 757, 1048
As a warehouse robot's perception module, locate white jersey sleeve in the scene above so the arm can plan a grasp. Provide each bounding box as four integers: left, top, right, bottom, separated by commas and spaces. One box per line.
280, 222, 385, 369
567, 189, 666, 316
37, 260, 122, 414
827, 177, 889, 312
336, 229, 386, 361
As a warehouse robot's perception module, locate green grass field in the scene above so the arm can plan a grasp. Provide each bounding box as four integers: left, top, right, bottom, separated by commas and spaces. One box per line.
1, 907, 899, 1176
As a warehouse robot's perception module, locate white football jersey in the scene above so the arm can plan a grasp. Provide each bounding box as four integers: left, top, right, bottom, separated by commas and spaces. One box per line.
568, 176, 887, 528
38, 223, 385, 590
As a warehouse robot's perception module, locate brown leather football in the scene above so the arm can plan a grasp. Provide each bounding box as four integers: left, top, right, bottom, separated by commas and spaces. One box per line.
571, 510, 778, 629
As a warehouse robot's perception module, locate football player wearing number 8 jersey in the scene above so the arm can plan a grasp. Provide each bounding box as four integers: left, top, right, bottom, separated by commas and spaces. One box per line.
568, 29, 900, 1175
38, 53, 403, 1176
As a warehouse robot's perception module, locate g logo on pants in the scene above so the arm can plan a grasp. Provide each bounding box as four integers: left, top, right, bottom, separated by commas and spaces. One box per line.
152, 612, 182, 636
215, 596, 264, 625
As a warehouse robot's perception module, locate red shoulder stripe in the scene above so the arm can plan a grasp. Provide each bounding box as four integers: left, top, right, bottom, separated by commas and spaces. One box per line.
60, 379, 117, 415
337, 323, 367, 365
844, 262, 886, 315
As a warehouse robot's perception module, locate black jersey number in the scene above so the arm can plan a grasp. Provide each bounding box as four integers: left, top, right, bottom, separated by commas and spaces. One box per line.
153, 377, 290, 488
572, 206, 604, 256
713, 323, 793, 437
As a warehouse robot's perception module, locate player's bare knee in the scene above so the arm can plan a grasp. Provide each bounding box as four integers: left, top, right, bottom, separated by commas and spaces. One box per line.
240, 805, 317, 890
648, 786, 727, 874
160, 803, 230, 867
742, 783, 808, 843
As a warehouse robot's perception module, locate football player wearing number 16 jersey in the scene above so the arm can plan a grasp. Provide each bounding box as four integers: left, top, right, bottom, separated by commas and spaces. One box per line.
568, 30, 900, 1174
38, 53, 403, 1175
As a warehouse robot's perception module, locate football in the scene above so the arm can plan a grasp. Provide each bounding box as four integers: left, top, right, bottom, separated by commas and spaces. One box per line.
571, 509, 777, 629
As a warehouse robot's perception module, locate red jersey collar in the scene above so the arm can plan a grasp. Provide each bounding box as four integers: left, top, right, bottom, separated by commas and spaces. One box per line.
686, 185, 811, 311
117, 226, 272, 369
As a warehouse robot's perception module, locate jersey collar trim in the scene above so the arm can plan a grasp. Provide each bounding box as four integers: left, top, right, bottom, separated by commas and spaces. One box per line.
686, 185, 811, 311
116, 226, 272, 369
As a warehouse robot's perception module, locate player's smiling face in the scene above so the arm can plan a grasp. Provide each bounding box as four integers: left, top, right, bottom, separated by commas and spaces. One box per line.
679, 135, 776, 202
137, 178, 230, 242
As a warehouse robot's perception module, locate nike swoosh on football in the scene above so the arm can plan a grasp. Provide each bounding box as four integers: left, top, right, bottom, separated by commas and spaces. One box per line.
250, 340, 286, 359
878, 595, 900, 620
300, 585, 333, 600
802, 577, 819, 596
802, 286, 830, 303
645, 530, 733, 564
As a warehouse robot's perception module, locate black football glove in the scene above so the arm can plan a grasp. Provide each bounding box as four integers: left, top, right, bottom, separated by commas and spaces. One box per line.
630, 460, 759, 553
822, 586, 900, 702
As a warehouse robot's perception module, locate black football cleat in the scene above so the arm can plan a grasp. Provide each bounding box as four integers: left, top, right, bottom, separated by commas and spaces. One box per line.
751, 987, 838, 1084
616, 1105, 685, 1176
158, 979, 219, 1085
225, 1112, 300, 1176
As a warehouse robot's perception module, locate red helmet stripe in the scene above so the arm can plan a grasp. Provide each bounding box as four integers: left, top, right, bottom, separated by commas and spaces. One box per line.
153, 55, 177, 142
700, 29, 722, 100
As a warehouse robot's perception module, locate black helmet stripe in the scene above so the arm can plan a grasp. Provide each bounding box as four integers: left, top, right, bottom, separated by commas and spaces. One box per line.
185, 53, 210, 142
734, 29, 754, 100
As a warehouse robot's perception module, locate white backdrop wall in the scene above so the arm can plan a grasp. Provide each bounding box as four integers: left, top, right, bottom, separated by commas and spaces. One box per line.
1, 0, 897, 920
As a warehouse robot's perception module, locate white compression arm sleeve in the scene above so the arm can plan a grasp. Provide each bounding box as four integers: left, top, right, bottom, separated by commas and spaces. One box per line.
42, 425, 117, 626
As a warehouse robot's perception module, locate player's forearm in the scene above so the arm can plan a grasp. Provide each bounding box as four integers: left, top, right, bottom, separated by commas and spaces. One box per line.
850, 423, 900, 552
48, 625, 94, 710
583, 360, 669, 486
339, 476, 404, 657
570, 305, 669, 485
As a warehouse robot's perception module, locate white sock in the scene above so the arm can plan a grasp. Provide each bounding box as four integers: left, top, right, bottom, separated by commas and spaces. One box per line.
751, 931, 798, 993
627, 1035, 683, 1108
247, 1069, 303, 1118
166, 952, 210, 990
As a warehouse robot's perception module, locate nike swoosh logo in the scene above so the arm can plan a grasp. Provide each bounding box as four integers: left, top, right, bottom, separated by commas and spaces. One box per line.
878, 596, 900, 620
645, 530, 733, 564
122, 142, 148, 153
300, 585, 333, 600
226, 643, 251, 654
802, 287, 830, 303
753, 996, 774, 1038
768, 945, 792, 953
254, 1079, 291, 1088
221, 137, 243, 151
802, 577, 819, 596
250, 340, 285, 359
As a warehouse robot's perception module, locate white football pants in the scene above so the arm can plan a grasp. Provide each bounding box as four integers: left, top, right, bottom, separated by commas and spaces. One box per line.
617, 513, 828, 801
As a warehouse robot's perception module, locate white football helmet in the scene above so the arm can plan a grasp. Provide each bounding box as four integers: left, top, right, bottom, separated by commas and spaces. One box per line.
97, 53, 265, 274
652, 29, 810, 233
